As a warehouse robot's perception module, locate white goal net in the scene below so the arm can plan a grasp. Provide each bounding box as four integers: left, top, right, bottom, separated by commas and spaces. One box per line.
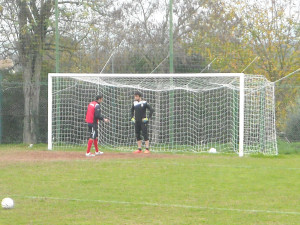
48, 73, 277, 155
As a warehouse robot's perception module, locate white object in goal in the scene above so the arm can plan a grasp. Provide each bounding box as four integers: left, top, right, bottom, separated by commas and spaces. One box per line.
48, 73, 277, 156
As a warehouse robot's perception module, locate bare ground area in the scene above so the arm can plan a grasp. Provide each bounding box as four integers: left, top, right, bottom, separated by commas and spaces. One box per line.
0, 150, 188, 163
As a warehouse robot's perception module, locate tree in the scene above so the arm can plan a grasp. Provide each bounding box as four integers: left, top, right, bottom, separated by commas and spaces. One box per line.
234, 0, 300, 130
233, 0, 299, 80
117, 0, 211, 73
186, 0, 299, 130
0, 0, 120, 143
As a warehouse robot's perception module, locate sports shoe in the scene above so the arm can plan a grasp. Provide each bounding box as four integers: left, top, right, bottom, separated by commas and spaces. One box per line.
133, 149, 142, 153
85, 152, 95, 157
144, 150, 150, 154
95, 151, 104, 155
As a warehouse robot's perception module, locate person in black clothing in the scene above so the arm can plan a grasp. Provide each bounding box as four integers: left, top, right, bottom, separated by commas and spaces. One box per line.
131, 91, 154, 153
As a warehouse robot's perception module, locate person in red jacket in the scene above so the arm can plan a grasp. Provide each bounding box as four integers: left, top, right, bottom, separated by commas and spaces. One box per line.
85, 95, 109, 156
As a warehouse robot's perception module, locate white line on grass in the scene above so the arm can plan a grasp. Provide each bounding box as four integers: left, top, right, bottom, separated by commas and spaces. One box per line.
13, 195, 300, 216
75, 159, 300, 170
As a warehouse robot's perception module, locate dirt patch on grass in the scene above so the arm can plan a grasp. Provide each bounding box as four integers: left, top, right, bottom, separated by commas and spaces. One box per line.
0, 150, 189, 163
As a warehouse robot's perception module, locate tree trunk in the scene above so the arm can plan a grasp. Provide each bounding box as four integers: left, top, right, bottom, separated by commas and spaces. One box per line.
16, 0, 47, 144
22, 54, 41, 144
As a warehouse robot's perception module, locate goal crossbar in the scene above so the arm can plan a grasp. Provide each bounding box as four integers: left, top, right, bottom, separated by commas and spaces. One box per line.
48, 73, 243, 78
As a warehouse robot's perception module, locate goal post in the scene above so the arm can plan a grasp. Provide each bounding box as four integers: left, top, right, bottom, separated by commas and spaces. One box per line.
48, 73, 277, 155
239, 73, 245, 157
48, 74, 52, 151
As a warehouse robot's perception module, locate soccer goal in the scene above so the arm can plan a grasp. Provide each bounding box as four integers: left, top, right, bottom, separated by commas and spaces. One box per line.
48, 73, 277, 156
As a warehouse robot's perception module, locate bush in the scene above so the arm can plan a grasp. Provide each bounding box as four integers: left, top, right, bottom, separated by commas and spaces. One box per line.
285, 102, 300, 142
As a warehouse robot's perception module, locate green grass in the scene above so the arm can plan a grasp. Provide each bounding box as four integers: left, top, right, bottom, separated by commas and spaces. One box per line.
0, 144, 300, 224
277, 139, 300, 154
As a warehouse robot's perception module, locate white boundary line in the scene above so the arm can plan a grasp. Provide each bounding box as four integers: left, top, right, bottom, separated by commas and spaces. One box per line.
12, 195, 300, 216
71, 159, 300, 170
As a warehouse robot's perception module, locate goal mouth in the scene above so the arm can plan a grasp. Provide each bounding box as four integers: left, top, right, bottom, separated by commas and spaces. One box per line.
48, 73, 277, 155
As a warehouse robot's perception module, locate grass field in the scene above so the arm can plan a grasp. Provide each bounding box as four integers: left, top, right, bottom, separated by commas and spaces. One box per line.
0, 142, 300, 225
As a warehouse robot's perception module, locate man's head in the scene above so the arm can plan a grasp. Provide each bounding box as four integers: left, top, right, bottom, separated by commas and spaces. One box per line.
134, 91, 142, 101
95, 95, 103, 103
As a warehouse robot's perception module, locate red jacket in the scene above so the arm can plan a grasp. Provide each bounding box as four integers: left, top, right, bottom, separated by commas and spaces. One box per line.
86, 101, 103, 124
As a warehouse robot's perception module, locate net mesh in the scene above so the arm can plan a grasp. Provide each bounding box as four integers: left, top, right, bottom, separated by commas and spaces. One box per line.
50, 74, 277, 154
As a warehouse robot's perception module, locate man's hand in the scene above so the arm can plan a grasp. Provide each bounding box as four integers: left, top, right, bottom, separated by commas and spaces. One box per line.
104, 118, 110, 123
131, 117, 135, 124
142, 117, 148, 123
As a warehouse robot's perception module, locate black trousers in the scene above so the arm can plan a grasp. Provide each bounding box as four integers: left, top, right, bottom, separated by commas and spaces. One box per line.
88, 123, 98, 139
135, 121, 149, 141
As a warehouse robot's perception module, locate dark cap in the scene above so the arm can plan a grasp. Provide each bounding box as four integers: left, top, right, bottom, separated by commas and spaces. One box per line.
95, 95, 103, 100
134, 91, 142, 97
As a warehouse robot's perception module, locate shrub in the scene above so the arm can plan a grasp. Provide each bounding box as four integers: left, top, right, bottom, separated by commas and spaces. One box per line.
285, 100, 300, 142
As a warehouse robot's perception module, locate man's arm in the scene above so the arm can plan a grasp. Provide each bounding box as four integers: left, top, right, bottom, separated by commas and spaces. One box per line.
131, 104, 135, 118
146, 103, 154, 119
95, 104, 104, 121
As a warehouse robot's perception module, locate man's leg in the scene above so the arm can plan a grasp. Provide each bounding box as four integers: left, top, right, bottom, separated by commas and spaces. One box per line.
94, 138, 103, 155
94, 138, 98, 152
93, 124, 99, 152
134, 121, 142, 153
87, 138, 93, 154
86, 124, 95, 156
142, 123, 150, 153
93, 124, 103, 155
